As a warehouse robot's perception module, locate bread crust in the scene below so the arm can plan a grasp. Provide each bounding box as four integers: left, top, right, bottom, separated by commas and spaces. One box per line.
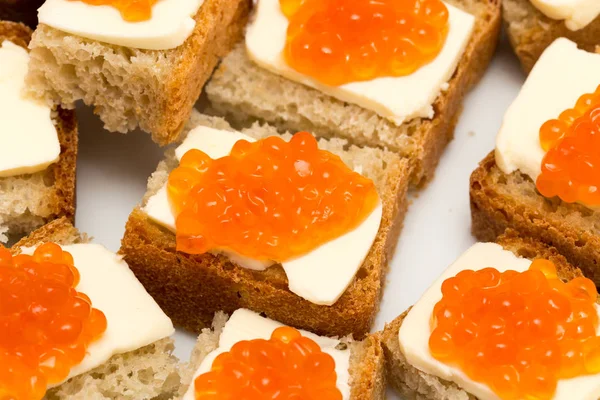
470, 152, 600, 286
11, 218, 183, 400
503, 0, 600, 73
181, 312, 386, 400
26, 0, 251, 145
381, 232, 585, 399
205, 0, 501, 185
120, 115, 411, 339
0, 21, 77, 237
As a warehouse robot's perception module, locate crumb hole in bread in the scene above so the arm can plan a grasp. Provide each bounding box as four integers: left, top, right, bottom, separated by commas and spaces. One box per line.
575, 238, 586, 248
43, 167, 56, 187
497, 174, 507, 185
516, 248, 536, 259
472, 181, 482, 191
356, 267, 368, 280
136, 367, 155, 384
335, 343, 348, 351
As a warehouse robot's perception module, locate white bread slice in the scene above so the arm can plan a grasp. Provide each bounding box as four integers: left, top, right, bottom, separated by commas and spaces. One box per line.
24, 0, 250, 145
381, 231, 588, 399
11, 218, 182, 400
204, 0, 501, 184
0, 21, 77, 243
120, 111, 410, 339
177, 312, 386, 399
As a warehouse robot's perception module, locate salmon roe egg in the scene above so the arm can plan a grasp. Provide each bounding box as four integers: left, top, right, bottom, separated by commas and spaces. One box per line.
537, 85, 600, 206
167, 132, 379, 261
0, 244, 106, 400
280, 0, 449, 86
194, 326, 341, 400
429, 259, 600, 399
69, 0, 158, 22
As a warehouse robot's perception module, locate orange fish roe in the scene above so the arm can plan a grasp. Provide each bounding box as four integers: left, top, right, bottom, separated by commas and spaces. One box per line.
194, 326, 341, 400
429, 259, 600, 399
0, 244, 106, 400
537, 85, 600, 206
167, 132, 379, 261
69, 0, 158, 22
280, 0, 449, 86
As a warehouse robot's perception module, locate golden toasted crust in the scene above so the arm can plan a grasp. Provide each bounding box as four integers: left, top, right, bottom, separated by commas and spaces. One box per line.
503, 0, 600, 73
349, 333, 387, 399
0, 21, 77, 234
206, 0, 501, 186
120, 150, 410, 339
11, 217, 85, 251
381, 232, 584, 399
470, 151, 600, 286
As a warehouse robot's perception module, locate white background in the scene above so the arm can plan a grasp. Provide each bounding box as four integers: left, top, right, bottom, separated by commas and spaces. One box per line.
73, 34, 524, 397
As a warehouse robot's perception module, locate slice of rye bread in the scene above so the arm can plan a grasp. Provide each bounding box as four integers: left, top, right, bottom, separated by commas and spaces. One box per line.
503, 0, 600, 74
204, 0, 501, 185
380, 231, 586, 400
177, 312, 386, 399
12, 217, 183, 400
119, 111, 411, 339
0, 21, 77, 243
470, 152, 600, 287
24, 0, 251, 146
0, 0, 45, 28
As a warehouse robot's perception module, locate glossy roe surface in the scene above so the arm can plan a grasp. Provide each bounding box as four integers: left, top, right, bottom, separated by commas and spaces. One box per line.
280, 0, 449, 86
194, 326, 341, 400
0, 244, 106, 400
167, 132, 379, 261
429, 259, 600, 399
537, 85, 600, 206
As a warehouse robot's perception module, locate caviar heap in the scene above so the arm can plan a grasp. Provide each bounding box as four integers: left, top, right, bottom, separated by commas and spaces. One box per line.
194, 326, 341, 399
167, 132, 379, 261
0, 244, 107, 400
70, 0, 158, 22
280, 0, 449, 86
429, 259, 600, 399
537, 85, 600, 206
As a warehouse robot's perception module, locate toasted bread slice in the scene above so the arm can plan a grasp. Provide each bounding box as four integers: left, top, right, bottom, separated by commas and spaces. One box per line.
11, 218, 182, 400
204, 0, 501, 185
119, 111, 411, 339
24, 0, 250, 145
0, 21, 77, 243
177, 312, 386, 399
503, 0, 600, 73
381, 231, 586, 399
470, 151, 600, 286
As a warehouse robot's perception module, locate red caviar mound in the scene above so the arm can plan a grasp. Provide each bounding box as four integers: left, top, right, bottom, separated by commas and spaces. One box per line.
280, 0, 449, 86
537, 85, 600, 206
69, 0, 158, 22
429, 259, 600, 399
194, 326, 341, 400
0, 244, 106, 400
167, 132, 379, 261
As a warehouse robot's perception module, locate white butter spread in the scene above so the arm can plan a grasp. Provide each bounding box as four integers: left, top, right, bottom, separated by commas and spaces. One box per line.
245, 0, 475, 125
399, 242, 600, 400
0, 41, 60, 178
21, 243, 175, 388
530, 0, 600, 30
38, 0, 204, 50
181, 309, 350, 400
495, 38, 600, 183
143, 125, 382, 305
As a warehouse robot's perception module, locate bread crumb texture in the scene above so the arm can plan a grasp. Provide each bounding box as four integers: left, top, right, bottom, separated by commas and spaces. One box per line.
25, 0, 250, 144
470, 152, 600, 286
205, 0, 501, 183
381, 233, 584, 400
0, 22, 77, 242
503, 0, 600, 73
